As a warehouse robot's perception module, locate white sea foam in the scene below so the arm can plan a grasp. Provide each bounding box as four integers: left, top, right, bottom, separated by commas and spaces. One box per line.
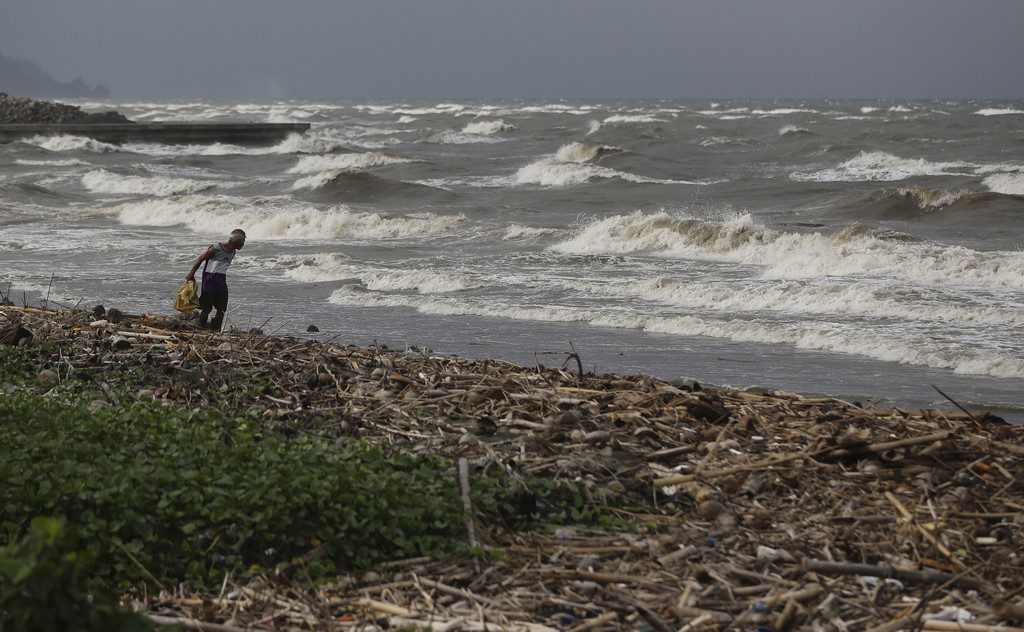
503, 224, 564, 240
750, 108, 817, 115
397, 115, 418, 123
860, 107, 880, 113
975, 108, 1024, 116
114, 196, 465, 240
549, 211, 1024, 290
889, 105, 913, 112
25, 135, 122, 153
779, 124, 810, 136
277, 253, 480, 292
603, 114, 665, 124
327, 288, 1024, 378
516, 160, 674, 186
564, 278, 1024, 327
553, 142, 608, 163
81, 170, 214, 196
891, 187, 967, 208
515, 143, 691, 187
983, 173, 1024, 196
14, 159, 87, 167
461, 119, 515, 135
125, 132, 351, 157
288, 152, 413, 174
429, 131, 504, 145
792, 151, 972, 182
587, 120, 603, 135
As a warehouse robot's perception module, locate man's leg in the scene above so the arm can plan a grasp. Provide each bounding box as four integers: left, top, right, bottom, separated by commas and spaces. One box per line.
210, 309, 225, 332
198, 305, 211, 329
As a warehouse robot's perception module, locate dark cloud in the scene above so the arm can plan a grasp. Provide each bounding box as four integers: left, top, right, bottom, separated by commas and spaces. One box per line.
2, 0, 1022, 99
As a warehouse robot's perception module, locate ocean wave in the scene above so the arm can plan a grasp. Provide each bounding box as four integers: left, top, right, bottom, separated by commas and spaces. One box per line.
81, 169, 215, 196
515, 160, 680, 186
792, 151, 973, 182
327, 288, 1024, 378
975, 108, 1024, 116
24, 134, 123, 153
750, 108, 818, 115
553, 142, 614, 163
860, 107, 880, 114
14, 158, 88, 167
778, 124, 811, 136
865, 187, 968, 209
397, 115, 418, 123
515, 143, 691, 186
114, 196, 465, 240
427, 131, 504, 145
503, 224, 564, 240
587, 120, 603, 135
274, 253, 481, 293
125, 132, 351, 157
603, 114, 665, 124
288, 152, 414, 174
548, 211, 1024, 289
461, 119, 515, 135
564, 277, 1024, 327
983, 173, 1024, 196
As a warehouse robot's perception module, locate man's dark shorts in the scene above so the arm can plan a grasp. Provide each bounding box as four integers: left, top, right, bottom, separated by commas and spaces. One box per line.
200, 291, 228, 312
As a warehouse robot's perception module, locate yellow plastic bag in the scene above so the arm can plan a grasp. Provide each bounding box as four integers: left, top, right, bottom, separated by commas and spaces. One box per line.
173, 280, 200, 312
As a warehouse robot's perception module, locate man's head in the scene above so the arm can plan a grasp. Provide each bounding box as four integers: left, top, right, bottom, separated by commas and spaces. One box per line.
228, 229, 246, 250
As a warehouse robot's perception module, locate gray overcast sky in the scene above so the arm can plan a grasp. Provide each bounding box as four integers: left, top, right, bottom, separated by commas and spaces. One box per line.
2, 0, 1023, 100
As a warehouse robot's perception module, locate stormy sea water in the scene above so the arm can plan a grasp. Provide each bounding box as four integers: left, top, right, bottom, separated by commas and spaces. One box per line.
2, 99, 1023, 418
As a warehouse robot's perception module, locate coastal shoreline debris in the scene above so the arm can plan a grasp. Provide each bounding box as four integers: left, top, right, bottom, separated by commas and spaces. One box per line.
2, 304, 1022, 630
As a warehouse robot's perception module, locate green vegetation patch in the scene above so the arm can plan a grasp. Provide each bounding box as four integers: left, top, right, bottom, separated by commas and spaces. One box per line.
0, 390, 464, 589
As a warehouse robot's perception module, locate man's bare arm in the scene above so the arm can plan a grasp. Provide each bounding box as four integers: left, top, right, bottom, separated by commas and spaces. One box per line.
186, 247, 215, 281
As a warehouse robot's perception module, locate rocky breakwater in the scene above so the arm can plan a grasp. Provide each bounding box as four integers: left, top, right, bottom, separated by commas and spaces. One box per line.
0, 92, 132, 124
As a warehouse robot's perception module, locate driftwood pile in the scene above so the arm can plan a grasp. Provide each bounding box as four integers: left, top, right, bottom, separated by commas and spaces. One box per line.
2, 305, 1023, 631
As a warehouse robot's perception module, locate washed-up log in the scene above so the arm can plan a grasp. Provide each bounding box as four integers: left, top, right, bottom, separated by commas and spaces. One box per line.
803, 560, 987, 590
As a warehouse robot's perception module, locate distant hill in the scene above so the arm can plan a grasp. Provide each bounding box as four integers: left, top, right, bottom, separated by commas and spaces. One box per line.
0, 53, 110, 99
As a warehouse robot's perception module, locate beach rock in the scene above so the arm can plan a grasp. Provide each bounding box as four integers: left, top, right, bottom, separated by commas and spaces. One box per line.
106, 308, 123, 324
36, 369, 58, 382
307, 325, 319, 332
92, 304, 105, 317
0, 93, 133, 124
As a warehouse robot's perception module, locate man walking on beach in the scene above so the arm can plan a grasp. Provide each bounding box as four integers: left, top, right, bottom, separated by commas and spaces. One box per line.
186, 229, 246, 331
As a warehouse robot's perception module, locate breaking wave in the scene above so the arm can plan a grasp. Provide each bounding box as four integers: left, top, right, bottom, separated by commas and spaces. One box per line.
15, 158, 87, 167
549, 211, 1024, 290
81, 169, 215, 196
564, 277, 1024, 327
277, 253, 481, 293
288, 152, 414, 174
114, 196, 465, 240
503, 224, 564, 240
975, 108, 1024, 116
603, 114, 665, 124
327, 288, 1024, 378
461, 119, 515, 135
793, 151, 972, 182
778, 124, 811, 136
24, 135, 123, 153
983, 173, 1024, 196
515, 143, 693, 187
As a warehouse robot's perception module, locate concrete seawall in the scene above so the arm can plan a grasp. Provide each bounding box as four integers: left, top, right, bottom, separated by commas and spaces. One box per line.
0, 122, 310, 145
